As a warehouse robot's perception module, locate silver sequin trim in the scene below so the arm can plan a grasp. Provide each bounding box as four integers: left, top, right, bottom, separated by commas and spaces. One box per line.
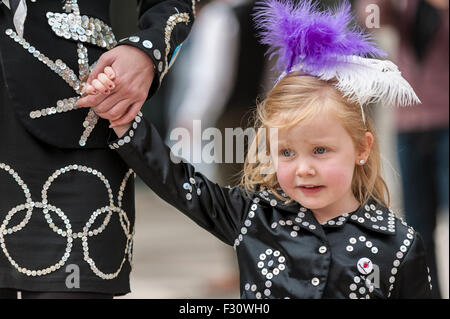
110, 112, 143, 150
159, 12, 190, 81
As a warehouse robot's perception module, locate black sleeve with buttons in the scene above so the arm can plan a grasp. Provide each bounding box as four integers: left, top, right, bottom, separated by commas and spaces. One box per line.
388, 232, 434, 298
109, 117, 434, 299
109, 113, 251, 245
116, 0, 197, 99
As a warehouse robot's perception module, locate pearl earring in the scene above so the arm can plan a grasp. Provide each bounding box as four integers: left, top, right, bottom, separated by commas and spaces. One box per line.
359, 159, 365, 164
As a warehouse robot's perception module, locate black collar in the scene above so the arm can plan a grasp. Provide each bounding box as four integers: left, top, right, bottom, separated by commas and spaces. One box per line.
254, 187, 397, 235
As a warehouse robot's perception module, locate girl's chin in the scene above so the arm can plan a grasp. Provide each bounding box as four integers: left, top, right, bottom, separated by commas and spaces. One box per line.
294, 196, 327, 210
284, 190, 329, 210
299, 203, 325, 211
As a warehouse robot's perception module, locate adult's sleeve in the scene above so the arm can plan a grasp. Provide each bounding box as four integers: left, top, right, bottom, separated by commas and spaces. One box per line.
116, 0, 198, 98
108, 114, 252, 246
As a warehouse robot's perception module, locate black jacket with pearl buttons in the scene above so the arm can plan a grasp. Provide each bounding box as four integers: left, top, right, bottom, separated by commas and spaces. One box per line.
0, 0, 194, 149
110, 117, 433, 299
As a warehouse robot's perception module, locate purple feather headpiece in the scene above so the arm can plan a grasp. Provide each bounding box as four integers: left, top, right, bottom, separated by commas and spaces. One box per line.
254, 0, 385, 74
253, 0, 420, 121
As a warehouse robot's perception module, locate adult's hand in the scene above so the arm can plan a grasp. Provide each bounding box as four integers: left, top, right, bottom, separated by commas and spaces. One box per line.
77, 45, 155, 127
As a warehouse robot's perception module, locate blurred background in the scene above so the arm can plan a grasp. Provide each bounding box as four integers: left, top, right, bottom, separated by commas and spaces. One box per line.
110, 0, 449, 299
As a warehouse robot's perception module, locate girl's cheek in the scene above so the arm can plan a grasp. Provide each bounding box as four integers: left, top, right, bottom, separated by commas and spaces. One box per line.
276, 163, 294, 188
322, 162, 354, 189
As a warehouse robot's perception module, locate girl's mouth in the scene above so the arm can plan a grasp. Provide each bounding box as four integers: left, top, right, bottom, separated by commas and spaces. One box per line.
298, 185, 324, 194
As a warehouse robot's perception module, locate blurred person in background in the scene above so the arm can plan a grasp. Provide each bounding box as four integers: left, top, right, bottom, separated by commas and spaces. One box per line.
165, 0, 266, 294
356, 0, 449, 299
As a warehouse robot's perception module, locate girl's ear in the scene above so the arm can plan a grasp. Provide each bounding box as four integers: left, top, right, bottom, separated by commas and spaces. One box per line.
357, 132, 374, 164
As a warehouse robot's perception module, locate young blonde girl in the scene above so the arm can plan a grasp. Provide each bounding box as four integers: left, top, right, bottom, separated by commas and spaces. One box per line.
241, 74, 389, 220
82, 0, 433, 298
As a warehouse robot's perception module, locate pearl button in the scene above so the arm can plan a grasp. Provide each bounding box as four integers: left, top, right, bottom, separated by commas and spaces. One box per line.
318, 246, 327, 254
142, 40, 153, 48
153, 49, 161, 60
311, 277, 320, 286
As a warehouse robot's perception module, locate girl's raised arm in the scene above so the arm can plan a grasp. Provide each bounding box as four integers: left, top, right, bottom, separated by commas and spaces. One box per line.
108, 117, 252, 246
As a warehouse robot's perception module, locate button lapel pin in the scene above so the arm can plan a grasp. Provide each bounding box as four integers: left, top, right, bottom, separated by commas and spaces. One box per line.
357, 257, 373, 274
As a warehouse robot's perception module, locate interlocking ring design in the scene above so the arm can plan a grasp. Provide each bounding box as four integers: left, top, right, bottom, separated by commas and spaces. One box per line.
0, 162, 134, 280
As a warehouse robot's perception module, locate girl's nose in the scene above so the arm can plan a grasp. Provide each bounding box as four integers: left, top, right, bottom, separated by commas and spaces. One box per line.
295, 160, 316, 177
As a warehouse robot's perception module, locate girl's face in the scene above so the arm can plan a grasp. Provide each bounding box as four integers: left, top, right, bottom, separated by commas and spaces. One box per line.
275, 112, 361, 218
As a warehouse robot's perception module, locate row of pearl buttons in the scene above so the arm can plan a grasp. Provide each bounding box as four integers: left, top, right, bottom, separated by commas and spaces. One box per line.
311, 245, 328, 287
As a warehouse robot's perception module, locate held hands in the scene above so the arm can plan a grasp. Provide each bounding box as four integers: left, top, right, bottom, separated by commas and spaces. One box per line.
77, 45, 155, 138
82, 66, 131, 138
83, 66, 116, 95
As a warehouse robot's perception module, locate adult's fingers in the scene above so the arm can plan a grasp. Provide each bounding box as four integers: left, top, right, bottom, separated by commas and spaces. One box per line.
109, 101, 143, 128
90, 94, 126, 114
94, 98, 131, 121
76, 91, 108, 108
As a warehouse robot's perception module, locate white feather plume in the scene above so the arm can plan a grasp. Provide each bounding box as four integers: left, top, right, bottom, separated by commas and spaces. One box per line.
281, 55, 421, 108
318, 56, 421, 107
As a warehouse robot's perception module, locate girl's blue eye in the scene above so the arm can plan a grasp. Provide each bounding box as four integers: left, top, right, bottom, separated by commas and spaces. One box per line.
281, 149, 294, 157
314, 147, 327, 155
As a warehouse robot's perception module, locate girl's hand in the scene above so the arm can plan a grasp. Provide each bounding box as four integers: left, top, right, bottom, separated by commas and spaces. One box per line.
82, 66, 116, 95
82, 67, 131, 138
